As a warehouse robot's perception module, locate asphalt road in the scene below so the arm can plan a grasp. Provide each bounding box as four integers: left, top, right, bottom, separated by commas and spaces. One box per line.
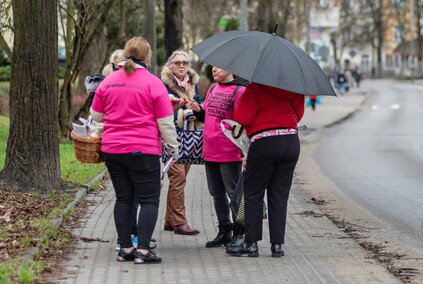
315, 79, 423, 249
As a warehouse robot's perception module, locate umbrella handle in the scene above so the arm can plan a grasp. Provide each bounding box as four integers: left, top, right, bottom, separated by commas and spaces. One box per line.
231, 125, 244, 139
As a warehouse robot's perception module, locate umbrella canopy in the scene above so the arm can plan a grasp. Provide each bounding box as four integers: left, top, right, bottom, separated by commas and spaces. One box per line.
191, 30, 336, 96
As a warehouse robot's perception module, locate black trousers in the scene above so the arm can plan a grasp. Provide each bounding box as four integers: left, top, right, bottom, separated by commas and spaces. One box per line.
103, 151, 160, 250
243, 134, 300, 244
205, 161, 242, 225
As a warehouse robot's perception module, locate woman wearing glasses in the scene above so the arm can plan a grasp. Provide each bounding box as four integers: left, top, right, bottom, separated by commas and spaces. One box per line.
160, 49, 201, 235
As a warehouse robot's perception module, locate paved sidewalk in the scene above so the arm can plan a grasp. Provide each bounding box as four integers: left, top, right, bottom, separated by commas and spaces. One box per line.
50, 85, 401, 283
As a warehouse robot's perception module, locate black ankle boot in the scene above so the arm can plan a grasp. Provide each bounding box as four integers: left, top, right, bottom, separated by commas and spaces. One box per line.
206, 223, 233, 248
226, 241, 259, 257
271, 243, 284, 257
226, 222, 244, 247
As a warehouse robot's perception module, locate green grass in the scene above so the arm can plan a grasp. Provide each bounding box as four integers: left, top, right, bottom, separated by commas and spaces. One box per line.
18, 261, 43, 284
0, 262, 14, 284
0, 259, 43, 284
0, 229, 8, 239
60, 142, 105, 184
0, 116, 9, 167
0, 116, 105, 184
0, 81, 9, 96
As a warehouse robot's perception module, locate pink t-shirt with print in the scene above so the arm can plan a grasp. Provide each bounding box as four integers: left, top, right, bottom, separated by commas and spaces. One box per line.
91, 68, 173, 155
202, 83, 245, 162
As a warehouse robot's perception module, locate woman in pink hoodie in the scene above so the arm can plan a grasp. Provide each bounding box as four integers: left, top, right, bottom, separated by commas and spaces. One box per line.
190, 67, 248, 248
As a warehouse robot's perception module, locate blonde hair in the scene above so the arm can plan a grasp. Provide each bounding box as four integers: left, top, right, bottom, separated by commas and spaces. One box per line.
164, 49, 191, 68
123, 37, 152, 75
102, 49, 125, 76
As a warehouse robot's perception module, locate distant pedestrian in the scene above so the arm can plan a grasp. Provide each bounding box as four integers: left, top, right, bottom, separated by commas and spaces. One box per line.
308, 95, 318, 111
226, 83, 304, 258
337, 72, 347, 95
91, 37, 179, 264
190, 67, 248, 248
344, 67, 354, 91
353, 67, 363, 87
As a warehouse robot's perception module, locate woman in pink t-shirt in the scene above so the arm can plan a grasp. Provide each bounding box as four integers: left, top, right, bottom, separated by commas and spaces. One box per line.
190, 67, 248, 248
91, 37, 179, 265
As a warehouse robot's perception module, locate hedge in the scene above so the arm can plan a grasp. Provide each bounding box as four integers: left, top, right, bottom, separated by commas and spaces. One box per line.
0, 66, 65, 81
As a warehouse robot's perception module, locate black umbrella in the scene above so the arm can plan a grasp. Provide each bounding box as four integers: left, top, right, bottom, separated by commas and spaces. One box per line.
191, 30, 336, 96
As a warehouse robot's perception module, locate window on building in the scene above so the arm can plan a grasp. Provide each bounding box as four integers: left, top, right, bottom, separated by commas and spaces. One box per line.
385, 54, 394, 67
393, 0, 405, 10
393, 26, 402, 43
320, 0, 329, 8
395, 55, 400, 68
361, 55, 369, 71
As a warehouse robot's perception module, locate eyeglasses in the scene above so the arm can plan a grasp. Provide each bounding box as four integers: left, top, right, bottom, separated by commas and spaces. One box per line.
172, 60, 189, 67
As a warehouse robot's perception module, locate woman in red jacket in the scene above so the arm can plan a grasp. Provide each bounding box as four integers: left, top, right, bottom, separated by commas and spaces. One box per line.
226, 82, 304, 258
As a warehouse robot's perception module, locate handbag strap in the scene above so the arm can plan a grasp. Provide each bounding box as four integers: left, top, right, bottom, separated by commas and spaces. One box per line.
231, 85, 242, 107
206, 83, 242, 108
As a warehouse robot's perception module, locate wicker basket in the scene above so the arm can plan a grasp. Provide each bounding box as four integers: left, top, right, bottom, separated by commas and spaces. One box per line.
71, 131, 103, 163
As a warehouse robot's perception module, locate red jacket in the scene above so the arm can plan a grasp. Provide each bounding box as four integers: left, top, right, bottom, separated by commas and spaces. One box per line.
234, 83, 304, 137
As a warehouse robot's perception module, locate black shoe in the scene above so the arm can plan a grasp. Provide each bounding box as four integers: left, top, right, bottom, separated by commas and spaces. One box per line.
117, 248, 136, 262
134, 250, 162, 264
149, 239, 157, 249
226, 241, 259, 257
271, 243, 284, 257
206, 223, 232, 248
225, 234, 244, 248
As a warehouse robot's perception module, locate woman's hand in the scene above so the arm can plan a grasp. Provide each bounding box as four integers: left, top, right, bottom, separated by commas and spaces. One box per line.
189, 101, 201, 112
172, 99, 185, 110
242, 158, 247, 169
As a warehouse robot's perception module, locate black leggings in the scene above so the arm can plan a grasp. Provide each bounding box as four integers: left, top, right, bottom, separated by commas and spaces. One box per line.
103, 152, 160, 250
243, 134, 300, 244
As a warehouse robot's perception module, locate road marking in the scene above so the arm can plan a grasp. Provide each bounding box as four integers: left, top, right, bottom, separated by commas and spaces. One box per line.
371, 104, 402, 110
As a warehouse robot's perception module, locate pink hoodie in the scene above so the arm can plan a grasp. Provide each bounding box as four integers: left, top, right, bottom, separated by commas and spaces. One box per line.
202, 83, 245, 162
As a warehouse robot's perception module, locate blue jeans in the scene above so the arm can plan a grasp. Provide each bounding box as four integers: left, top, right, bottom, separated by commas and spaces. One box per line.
103, 151, 160, 250
205, 161, 242, 225
338, 83, 346, 94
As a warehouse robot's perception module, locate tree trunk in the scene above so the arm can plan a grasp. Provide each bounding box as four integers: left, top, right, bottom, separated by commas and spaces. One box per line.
144, 0, 157, 74
1, 0, 62, 191
164, 0, 183, 58
256, 0, 274, 32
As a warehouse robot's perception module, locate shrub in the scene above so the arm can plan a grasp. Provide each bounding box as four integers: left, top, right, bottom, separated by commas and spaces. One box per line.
58, 66, 65, 79
0, 66, 65, 81
0, 66, 11, 81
